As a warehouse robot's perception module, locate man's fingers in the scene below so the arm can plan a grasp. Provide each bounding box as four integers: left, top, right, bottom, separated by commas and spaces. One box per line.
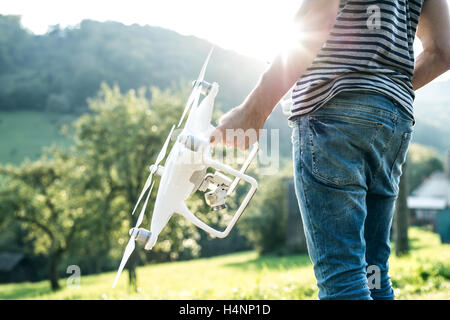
209, 126, 238, 148
209, 127, 226, 145
209, 127, 255, 150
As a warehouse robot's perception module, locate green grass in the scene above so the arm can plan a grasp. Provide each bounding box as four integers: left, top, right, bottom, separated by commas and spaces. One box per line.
0, 227, 448, 300
0, 111, 75, 165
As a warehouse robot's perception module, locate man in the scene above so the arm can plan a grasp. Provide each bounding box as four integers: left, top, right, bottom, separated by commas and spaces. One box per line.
211, 0, 450, 299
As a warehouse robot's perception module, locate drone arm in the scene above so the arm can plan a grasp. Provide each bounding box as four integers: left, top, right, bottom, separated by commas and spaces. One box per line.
227, 143, 259, 195
208, 156, 258, 238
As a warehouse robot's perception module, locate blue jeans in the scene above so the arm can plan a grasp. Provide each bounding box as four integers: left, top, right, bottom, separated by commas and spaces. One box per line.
290, 91, 414, 300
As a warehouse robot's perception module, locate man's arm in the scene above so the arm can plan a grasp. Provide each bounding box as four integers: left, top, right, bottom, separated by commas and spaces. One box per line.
211, 0, 340, 149
412, 0, 450, 91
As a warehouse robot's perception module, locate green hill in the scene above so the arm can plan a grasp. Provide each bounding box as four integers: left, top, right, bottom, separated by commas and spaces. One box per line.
0, 15, 266, 114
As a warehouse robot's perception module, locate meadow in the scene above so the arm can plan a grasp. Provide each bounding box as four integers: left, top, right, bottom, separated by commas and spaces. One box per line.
0, 111, 74, 165
0, 227, 448, 300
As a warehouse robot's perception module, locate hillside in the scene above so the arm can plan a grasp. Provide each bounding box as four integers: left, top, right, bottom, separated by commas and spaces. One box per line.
0, 15, 268, 113
413, 80, 450, 154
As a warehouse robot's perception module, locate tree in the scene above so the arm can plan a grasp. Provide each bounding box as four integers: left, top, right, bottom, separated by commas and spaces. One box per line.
394, 161, 410, 256
238, 169, 292, 255
0, 153, 101, 290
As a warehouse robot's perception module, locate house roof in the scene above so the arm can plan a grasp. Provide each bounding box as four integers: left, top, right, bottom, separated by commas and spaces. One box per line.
408, 172, 450, 210
0, 252, 24, 272
412, 172, 450, 201
407, 196, 447, 210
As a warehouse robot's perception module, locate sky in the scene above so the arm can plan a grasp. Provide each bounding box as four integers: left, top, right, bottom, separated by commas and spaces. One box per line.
0, 0, 449, 80
0, 0, 301, 62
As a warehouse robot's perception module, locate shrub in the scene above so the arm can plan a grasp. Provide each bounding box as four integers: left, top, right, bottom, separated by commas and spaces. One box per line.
238, 172, 291, 255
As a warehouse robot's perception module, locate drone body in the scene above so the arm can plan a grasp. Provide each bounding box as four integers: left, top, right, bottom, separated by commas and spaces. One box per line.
145, 82, 219, 250
112, 49, 258, 288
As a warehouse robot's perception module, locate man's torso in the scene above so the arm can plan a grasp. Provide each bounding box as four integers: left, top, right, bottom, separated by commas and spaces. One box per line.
290, 0, 425, 119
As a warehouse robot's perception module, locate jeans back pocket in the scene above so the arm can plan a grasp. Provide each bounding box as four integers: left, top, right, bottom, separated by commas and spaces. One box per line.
308, 114, 383, 187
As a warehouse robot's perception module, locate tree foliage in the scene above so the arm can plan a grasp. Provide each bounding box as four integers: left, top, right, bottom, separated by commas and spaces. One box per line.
408, 143, 445, 192
0, 153, 102, 289
238, 169, 291, 255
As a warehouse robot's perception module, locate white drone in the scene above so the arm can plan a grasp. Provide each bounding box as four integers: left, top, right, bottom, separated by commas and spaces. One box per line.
112, 48, 259, 288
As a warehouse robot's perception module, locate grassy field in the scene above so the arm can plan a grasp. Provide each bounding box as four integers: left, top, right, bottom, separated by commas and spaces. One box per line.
0, 111, 75, 165
0, 227, 448, 300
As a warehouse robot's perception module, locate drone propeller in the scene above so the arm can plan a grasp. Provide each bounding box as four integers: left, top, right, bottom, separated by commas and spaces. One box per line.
112, 181, 155, 288
131, 125, 175, 216
177, 47, 214, 128
131, 174, 152, 216
114, 124, 175, 287
136, 182, 155, 228
155, 124, 176, 168
111, 233, 135, 289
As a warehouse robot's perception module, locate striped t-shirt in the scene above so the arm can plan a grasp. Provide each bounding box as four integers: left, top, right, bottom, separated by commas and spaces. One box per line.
290, 0, 425, 119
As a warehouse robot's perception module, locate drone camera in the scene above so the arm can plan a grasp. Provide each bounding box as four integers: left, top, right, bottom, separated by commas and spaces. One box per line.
205, 187, 228, 211
200, 171, 232, 211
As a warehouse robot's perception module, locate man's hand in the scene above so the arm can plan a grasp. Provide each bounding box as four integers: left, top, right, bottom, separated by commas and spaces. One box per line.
210, 103, 266, 150
412, 0, 450, 90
